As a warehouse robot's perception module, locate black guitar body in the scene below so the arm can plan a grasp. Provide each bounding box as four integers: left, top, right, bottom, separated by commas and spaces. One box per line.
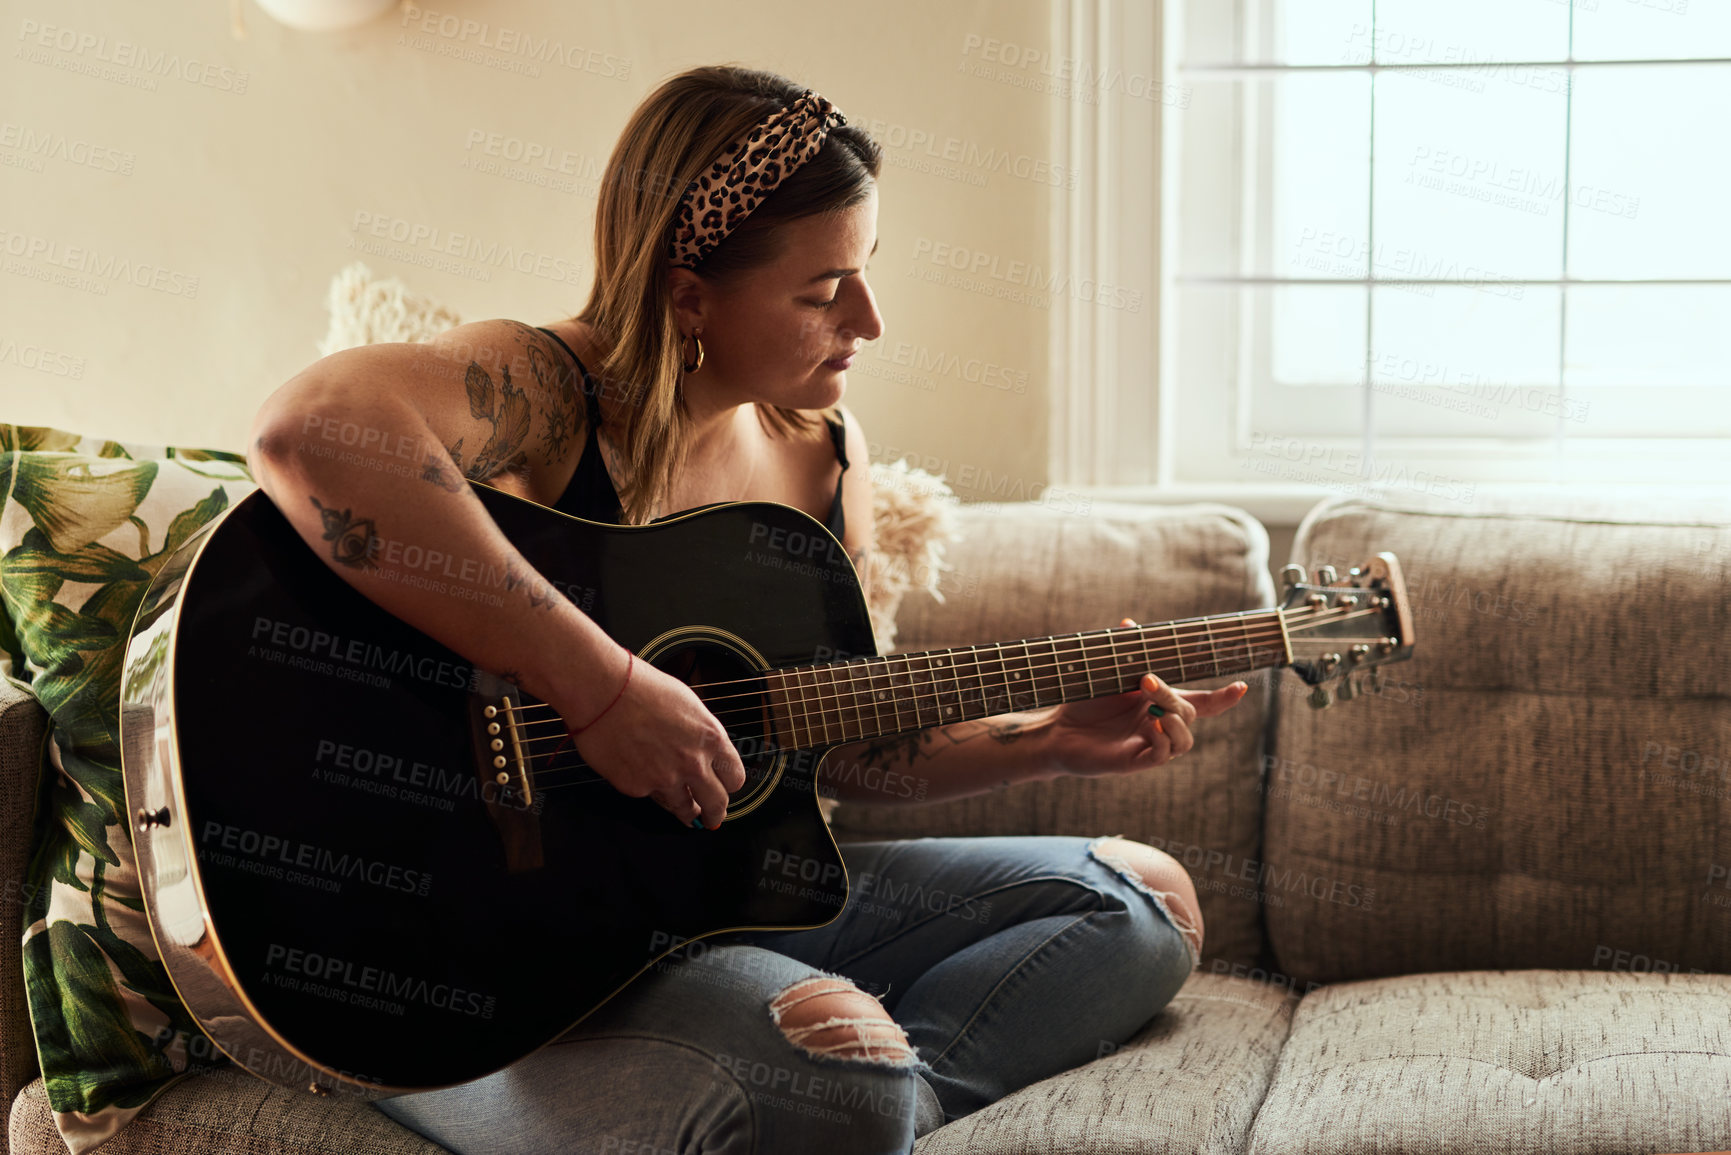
124, 485, 872, 1092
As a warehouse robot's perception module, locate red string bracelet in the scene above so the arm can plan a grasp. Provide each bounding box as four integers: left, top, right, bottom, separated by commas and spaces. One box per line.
568, 649, 634, 737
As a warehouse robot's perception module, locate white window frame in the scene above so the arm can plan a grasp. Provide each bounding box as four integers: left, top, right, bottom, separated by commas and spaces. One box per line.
1048, 0, 1731, 522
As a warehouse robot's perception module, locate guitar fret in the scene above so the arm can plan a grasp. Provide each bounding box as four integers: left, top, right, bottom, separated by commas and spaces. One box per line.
867, 655, 892, 737
933, 652, 955, 727
1020, 640, 1039, 710
972, 645, 990, 718
938, 651, 961, 724
911, 653, 937, 730
863, 657, 886, 738
1171, 623, 1186, 683
1203, 618, 1221, 678
844, 659, 869, 743
811, 666, 835, 746
790, 667, 815, 747
900, 654, 913, 727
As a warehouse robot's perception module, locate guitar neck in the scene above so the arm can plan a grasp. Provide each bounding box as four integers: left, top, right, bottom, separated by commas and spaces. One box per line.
768, 609, 1291, 748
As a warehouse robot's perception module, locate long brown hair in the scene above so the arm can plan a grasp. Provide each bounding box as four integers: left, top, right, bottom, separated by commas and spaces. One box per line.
574, 65, 882, 523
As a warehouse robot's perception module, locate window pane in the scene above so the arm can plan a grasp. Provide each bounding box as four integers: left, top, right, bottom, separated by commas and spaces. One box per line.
1565, 285, 1731, 389
1274, 74, 1374, 279
1567, 66, 1731, 279
1271, 284, 1368, 386
1177, 75, 1371, 279
1371, 0, 1567, 64
1372, 70, 1567, 281
1573, 0, 1731, 61
1370, 287, 1565, 438
1181, 0, 1373, 67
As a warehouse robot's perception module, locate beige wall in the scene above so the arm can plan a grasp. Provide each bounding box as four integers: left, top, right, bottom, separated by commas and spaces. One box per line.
1, 0, 1059, 499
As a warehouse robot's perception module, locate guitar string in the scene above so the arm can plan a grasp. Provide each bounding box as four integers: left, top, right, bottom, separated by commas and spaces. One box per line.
508, 607, 1389, 791
505, 609, 1380, 755
624, 611, 1296, 701
510, 616, 1302, 741
512, 605, 1377, 726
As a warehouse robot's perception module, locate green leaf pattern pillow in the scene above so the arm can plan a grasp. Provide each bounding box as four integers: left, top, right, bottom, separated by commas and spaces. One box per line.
3, 425, 255, 1154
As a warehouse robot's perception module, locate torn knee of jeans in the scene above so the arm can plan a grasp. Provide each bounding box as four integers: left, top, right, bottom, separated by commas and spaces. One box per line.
1087, 835, 1204, 971
768, 977, 920, 1067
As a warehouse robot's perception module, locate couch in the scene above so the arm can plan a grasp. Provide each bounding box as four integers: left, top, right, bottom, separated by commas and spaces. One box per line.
7, 485, 1731, 1154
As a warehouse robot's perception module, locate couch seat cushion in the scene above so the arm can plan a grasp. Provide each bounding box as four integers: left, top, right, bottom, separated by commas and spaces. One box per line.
915, 973, 1297, 1155
8, 1074, 449, 1154
1247, 970, 1731, 1154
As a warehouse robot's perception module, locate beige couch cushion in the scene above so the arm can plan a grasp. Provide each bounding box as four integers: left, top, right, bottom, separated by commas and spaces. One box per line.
832, 500, 1279, 971
1246, 970, 1731, 1154
1265, 488, 1731, 984
8, 1074, 448, 1155
916, 973, 1298, 1155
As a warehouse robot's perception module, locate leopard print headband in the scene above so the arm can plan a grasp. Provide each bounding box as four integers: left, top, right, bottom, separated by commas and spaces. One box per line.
666, 90, 848, 270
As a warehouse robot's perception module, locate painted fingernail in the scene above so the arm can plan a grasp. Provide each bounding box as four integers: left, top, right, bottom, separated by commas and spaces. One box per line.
690, 817, 705, 830
1147, 703, 1166, 719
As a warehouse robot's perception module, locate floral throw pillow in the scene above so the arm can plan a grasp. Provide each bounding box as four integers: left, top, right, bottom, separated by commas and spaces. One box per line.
3, 424, 255, 1154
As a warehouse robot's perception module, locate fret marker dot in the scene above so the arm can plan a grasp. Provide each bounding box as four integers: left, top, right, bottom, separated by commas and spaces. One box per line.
945, 706, 953, 714
1066, 664, 1074, 672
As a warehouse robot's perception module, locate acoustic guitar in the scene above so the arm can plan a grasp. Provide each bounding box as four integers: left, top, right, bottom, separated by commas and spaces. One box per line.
120, 483, 1414, 1097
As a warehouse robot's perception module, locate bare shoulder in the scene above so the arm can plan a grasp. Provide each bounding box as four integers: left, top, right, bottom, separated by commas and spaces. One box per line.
355, 318, 589, 505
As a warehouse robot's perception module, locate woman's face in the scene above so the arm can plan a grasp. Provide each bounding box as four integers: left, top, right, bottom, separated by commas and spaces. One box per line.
679, 187, 883, 414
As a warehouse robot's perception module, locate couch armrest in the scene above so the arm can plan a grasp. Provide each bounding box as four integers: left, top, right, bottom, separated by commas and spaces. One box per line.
0, 678, 46, 1155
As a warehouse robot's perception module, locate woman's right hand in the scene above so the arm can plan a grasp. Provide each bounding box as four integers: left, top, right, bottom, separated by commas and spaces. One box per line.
560, 650, 748, 830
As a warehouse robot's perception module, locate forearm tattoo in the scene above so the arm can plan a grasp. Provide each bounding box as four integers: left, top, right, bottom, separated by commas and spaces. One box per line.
854, 715, 1028, 769
502, 560, 562, 613
309, 497, 379, 570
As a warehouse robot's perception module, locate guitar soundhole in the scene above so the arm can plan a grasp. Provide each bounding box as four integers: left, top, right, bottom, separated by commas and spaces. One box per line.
653, 641, 781, 811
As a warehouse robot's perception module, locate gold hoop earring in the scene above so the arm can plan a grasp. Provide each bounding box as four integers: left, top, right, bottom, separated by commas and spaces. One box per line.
681, 328, 705, 374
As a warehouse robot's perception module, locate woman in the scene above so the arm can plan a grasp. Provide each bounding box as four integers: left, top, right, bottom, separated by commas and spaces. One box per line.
249, 64, 1247, 1155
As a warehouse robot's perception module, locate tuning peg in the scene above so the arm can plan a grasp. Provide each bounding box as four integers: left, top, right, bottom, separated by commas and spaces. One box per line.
1308, 686, 1333, 710
1280, 563, 1306, 588
1316, 565, 1338, 586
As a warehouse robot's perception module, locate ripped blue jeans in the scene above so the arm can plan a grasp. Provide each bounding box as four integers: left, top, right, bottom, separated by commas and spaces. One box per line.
372, 835, 1198, 1155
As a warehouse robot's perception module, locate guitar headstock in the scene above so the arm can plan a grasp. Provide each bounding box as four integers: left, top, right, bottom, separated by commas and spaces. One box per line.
1279, 551, 1416, 709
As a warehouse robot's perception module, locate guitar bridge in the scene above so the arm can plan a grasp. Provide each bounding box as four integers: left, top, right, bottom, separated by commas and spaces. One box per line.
485, 696, 533, 808
470, 676, 544, 873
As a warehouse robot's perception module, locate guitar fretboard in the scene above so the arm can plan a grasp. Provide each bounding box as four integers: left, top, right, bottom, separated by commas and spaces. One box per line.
767, 609, 1290, 748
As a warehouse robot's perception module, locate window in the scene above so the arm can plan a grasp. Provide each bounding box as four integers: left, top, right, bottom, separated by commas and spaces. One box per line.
1159, 0, 1731, 496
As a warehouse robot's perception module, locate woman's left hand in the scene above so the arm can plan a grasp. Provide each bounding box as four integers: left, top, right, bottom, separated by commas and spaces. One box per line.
1043, 617, 1251, 778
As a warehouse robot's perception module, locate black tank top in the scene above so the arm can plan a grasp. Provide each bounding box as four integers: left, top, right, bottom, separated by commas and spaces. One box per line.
533, 327, 849, 538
